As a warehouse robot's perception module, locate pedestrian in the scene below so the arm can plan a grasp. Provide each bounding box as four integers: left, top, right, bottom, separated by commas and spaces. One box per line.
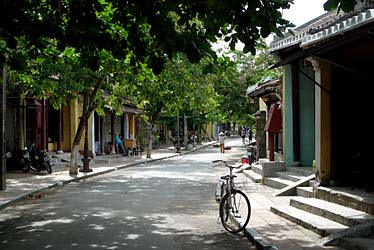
115, 133, 126, 156
240, 127, 246, 144
218, 131, 225, 153
248, 127, 253, 143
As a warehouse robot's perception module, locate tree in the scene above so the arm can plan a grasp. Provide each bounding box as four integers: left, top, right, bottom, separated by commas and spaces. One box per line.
1, 1, 296, 176
206, 41, 281, 128
323, 0, 360, 12
128, 54, 215, 158
1, 1, 296, 68
8, 46, 133, 174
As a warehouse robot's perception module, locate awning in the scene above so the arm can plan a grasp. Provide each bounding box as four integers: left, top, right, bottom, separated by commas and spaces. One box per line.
124, 105, 142, 115
247, 78, 281, 98
269, 50, 309, 69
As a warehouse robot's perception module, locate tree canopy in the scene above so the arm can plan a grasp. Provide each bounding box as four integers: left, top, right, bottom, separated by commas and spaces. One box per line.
1, 1, 296, 73
323, 0, 362, 12
0, 0, 359, 174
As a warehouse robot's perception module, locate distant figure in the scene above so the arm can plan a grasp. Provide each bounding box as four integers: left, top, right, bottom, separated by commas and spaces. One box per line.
248, 127, 253, 143
218, 131, 225, 153
240, 127, 246, 144
115, 133, 126, 156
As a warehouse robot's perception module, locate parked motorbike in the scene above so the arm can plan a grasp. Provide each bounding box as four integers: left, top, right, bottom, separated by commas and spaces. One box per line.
28, 143, 53, 174
5, 147, 31, 173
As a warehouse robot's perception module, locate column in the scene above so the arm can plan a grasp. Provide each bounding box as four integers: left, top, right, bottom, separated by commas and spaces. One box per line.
309, 57, 331, 185
255, 110, 267, 159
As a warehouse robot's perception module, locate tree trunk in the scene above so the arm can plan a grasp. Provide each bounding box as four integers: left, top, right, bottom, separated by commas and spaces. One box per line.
69, 115, 86, 174
146, 126, 152, 158
68, 78, 104, 175
183, 114, 188, 149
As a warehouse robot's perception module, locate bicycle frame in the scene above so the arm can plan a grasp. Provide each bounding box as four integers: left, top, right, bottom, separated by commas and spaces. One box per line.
213, 159, 251, 234
214, 160, 238, 202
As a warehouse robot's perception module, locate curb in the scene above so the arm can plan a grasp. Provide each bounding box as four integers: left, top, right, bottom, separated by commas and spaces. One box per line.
244, 227, 279, 250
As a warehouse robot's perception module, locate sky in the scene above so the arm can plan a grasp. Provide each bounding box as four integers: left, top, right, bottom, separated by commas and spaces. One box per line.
282, 0, 327, 27
215, 0, 328, 51
264, 0, 327, 45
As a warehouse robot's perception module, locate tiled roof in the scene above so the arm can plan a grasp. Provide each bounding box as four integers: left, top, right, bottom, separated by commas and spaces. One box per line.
246, 78, 281, 98
302, 8, 374, 47
269, 8, 374, 52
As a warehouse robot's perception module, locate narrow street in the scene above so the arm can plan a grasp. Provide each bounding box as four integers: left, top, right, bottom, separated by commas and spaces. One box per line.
0, 137, 253, 250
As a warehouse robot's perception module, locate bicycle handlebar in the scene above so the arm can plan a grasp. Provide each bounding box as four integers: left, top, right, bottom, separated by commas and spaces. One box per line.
212, 160, 224, 163
212, 160, 242, 169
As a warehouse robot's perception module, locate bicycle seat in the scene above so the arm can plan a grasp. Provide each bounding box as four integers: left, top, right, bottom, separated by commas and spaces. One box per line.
220, 175, 237, 180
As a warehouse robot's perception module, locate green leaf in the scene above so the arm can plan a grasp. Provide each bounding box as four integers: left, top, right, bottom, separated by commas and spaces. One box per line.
323, 0, 340, 11
243, 45, 251, 54
341, 0, 357, 12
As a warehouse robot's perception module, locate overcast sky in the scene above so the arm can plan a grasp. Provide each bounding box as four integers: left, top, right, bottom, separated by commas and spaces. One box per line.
264, 0, 327, 45
282, 0, 327, 26
215, 1, 328, 51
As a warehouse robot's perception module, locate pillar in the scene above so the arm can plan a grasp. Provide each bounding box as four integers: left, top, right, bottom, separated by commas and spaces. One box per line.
256, 110, 267, 159
309, 58, 331, 185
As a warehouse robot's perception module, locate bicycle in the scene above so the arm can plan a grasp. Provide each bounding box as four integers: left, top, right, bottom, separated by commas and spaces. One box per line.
213, 160, 251, 234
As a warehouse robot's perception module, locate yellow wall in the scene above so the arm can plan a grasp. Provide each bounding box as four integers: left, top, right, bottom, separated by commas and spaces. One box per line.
206, 122, 215, 138
259, 98, 267, 111
58, 97, 94, 153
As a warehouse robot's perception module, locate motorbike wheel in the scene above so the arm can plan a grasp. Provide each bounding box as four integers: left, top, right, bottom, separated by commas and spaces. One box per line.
30, 163, 41, 172
20, 159, 30, 173
44, 161, 52, 174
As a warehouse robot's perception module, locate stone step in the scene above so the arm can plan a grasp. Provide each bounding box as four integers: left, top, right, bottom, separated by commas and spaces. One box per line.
95, 158, 122, 164
315, 186, 374, 215
321, 221, 374, 249
51, 162, 69, 170
49, 157, 64, 164
339, 236, 374, 250
286, 166, 314, 176
264, 177, 295, 189
242, 169, 262, 183
277, 171, 307, 182
290, 197, 374, 227
273, 174, 314, 196
270, 205, 348, 237
296, 186, 314, 198
251, 164, 262, 176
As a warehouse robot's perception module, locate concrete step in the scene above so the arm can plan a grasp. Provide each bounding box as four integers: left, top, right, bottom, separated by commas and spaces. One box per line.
270, 205, 348, 237
290, 197, 374, 227
50, 157, 64, 164
277, 171, 307, 182
286, 166, 313, 176
315, 186, 374, 215
296, 186, 314, 198
264, 177, 294, 189
251, 164, 262, 176
339, 236, 374, 250
242, 169, 262, 183
273, 174, 314, 196
321, 221, 374, 249
51, 162, 69, 171
94, 158, 126, 164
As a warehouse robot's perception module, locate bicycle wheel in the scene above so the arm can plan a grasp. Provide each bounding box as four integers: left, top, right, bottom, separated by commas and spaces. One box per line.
219, 189, 251, 234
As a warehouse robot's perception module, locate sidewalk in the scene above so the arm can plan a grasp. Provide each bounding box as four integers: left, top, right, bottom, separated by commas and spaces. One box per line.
237, 172, 341, 250
0, 142, 214, 210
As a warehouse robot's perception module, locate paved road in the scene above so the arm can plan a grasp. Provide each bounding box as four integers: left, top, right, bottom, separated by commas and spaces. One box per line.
0, 138, 253, 250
